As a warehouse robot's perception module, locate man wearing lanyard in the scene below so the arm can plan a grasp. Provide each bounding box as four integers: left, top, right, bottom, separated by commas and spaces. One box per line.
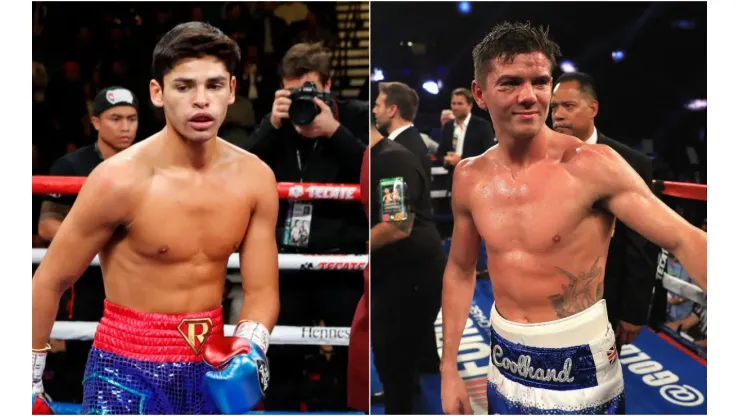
36, 86, 139, 403
245, 42, 369, 410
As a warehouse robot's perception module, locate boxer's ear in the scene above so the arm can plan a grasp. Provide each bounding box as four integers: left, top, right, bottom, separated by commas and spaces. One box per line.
229, 76, 237, 105
471, 80, 487, 111
150, 79, 164, 108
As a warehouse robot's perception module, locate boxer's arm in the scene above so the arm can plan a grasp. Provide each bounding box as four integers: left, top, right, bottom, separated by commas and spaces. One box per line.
582, 145, 707, 292
440, 161, 480, 373
32, 161, 137, 349
238, 163, 280, 335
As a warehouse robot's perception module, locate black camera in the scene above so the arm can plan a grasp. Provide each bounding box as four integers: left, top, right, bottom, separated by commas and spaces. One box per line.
289, 81, 333, 126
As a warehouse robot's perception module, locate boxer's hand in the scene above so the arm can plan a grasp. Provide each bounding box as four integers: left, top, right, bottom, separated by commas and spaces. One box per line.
270, 90, 292, 129
204, 321, 271, 415
441, 370, 473, 414
32, 346, 54, 414
616, 320, 642, 346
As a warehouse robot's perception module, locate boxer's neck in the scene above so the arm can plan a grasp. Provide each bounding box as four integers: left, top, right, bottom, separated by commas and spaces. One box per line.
162, 124, 219, 170
497, 126, 549, 170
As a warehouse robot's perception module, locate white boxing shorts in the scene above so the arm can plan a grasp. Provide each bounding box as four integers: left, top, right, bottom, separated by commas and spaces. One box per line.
487, 300, 625, 415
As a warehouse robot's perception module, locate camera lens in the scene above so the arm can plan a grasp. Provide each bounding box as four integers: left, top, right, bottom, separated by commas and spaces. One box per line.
289, 97, 319, 126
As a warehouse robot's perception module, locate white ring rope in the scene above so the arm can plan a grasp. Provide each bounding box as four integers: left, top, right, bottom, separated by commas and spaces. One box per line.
656, 248, 706, 306
51, 321, 350, 346
32, 248, 368, 271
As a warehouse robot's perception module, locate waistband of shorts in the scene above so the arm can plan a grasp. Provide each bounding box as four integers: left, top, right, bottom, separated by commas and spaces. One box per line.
92, 300, 224, 362
490, 299, 610, 348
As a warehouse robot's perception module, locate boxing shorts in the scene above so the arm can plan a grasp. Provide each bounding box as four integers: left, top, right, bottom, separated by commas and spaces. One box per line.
80, 300, 222, 415
487, 299, 625, 415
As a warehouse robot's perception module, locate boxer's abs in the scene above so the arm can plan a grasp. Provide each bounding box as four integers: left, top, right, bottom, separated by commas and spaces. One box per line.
477, 201, 614, 324
100, 250, 228, 314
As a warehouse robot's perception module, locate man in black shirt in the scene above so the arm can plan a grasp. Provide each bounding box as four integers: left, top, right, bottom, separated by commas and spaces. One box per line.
244, 42, 367, 410
370, 124, 446, 414
36, 86, 139, 402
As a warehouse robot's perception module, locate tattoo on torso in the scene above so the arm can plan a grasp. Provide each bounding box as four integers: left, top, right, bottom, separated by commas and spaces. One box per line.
548, 257, 603, 318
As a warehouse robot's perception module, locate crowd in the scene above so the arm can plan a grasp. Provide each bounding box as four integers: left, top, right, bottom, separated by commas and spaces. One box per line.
32, 2, 368, 412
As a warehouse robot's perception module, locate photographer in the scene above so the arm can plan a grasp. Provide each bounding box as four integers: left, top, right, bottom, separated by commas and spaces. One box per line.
244, 42, 368, 411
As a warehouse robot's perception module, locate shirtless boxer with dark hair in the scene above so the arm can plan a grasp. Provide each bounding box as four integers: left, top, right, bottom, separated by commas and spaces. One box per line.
32, 21, 279, 415
440, 22, 706, 415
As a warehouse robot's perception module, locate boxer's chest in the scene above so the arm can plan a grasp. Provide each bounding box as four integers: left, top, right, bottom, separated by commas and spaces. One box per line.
471, 164, 602, 253
124, 173, 253, 262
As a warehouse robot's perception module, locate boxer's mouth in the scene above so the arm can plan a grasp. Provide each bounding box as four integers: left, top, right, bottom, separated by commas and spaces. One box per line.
189, 113, 215, 122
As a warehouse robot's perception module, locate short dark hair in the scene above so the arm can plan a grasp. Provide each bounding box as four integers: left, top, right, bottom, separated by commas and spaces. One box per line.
452, 88, 474, 105
472, 21, 562, 87
378, 81, 419, 122
152, 22, 241, 88
279, 42, 332, 86
555, 72, 598, 101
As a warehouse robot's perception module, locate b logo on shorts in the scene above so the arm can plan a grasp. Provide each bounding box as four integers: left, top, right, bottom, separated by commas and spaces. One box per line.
177, 318, 213, 355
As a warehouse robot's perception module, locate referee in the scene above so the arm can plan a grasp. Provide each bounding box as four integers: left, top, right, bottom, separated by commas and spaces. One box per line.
36, 86, 139, 402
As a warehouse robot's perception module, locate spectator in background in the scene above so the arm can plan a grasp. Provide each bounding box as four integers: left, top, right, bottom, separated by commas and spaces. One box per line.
373, 81, 432, 185
370, 117, 446, 414
37, 86, 139, 403
47, 61, 90, 152
436, 88, 496, 169
666, 303, 707, 350
244, 41, 368, 411
430, 109, 454, 143
666, 252, 695, 321
551, 71, 658, 353
220, 81, 257, 148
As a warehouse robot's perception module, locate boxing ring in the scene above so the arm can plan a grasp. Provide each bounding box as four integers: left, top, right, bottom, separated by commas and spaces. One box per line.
32, 175, 367, 415
371, 168, 707, 414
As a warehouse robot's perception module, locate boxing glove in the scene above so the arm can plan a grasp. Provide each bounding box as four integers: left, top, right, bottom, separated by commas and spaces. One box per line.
203, 321, 270, 415
32, 345, 54, 415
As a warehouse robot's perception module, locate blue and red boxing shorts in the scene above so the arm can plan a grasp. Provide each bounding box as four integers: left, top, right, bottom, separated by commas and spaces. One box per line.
81, 300, 223, 415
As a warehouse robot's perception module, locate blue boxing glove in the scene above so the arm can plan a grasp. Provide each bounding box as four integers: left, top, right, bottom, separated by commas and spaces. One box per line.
203, 321, 270, 415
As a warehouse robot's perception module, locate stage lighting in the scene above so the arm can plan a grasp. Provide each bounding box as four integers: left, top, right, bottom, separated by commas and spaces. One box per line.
422, 81, 440, 95
458, 1, 471, 14
685, 99, 707, 111
560, 60, 577, 73
611, 50, 624, 62
372, 68, 385, 82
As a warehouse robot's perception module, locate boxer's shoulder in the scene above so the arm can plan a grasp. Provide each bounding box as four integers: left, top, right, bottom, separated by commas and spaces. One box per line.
456, 146, 500, 181
86, 142, 153, 202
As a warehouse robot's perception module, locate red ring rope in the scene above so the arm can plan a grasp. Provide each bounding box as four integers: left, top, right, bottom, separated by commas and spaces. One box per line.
32, 176, 361, 201
653, 180, 706, 201
31, 176, 705, 202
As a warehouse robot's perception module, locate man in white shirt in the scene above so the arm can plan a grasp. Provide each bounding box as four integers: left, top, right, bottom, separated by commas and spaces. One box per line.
435, 88, 495, 169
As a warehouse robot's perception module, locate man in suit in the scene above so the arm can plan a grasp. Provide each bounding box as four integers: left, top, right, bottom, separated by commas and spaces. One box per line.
373, 81, 432, 184
435, 88, 496, 168
551, 71, 658, 353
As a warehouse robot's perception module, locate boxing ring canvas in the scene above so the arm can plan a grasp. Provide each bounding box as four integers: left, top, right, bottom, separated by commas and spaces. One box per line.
370, 278, 707, 414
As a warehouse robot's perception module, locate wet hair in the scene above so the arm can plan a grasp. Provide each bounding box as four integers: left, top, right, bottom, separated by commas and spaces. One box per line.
378, 81, 419, 122
151, 22, 241, 88
555, 71, 598, 101
278, 42, 332, 86
472, 21, 562, 87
